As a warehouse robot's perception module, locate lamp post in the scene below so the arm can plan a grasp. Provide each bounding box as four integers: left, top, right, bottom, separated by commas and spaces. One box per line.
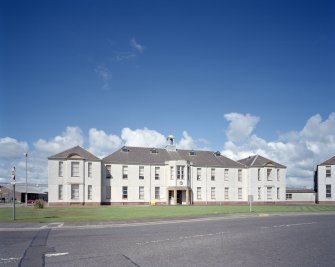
24, 153, 28, 206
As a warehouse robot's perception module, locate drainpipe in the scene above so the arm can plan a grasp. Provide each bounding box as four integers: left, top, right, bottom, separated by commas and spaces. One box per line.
83, 160, 85, 206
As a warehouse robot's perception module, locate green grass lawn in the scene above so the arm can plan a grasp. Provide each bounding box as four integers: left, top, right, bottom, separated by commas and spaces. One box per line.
1, 205, 335, 223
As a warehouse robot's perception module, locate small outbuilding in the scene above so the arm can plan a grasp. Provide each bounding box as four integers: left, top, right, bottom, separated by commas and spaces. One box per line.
286, 188, 316, 204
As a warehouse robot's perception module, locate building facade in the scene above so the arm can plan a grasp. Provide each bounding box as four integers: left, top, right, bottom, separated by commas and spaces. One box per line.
315, 156, 335, 204
48, 142, 287, 206
285, 188, 316, 203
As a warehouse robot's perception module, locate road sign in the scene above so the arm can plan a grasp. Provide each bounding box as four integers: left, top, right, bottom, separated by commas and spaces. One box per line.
11, 166, 16, 181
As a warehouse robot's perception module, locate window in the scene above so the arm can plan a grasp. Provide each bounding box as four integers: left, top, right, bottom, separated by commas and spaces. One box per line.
211, 168, 215, 181
197, 168, 201, 181
58, 185, 63, 200
187, 166, 190, 181
123, 166, 128, 179
71, 162, 79, 177
88, 163, 92, 178
139, 166, 144, 180
211, 187, 216, 200
197, 187, 201, 200
326, 166, 331, 178
224, 187, 229, 200
106, 186, 111, 199
238, 169, 242, 182
267, 169, 272, 181
277, 169, 280, 181
71, 184, 79, 200
286, 193, 292, 200
326, 185, 331, 198
88, 185, 92, 200
155, 187, 160, 200
106, 165, 112, 179
177, 166, 184, 179
224, 169, 229, 181
257, 169, 261, 181
59, 162, 64, 177
170, 166, 174, 180
277, 187, 280, 200
267, 187, 272, 200
238, 188, 242, 200
258, 187, 261, 200
139, 186, 144, 200
155, 167, 160, 180
122, 186, 128, 199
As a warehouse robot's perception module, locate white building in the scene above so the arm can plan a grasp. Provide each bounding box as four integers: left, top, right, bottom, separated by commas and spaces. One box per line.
48, 140, 287, 206
48, 146, 102, 206
238, 155, 286, 203
286, 188, 316, 203
315, 156, 335, 204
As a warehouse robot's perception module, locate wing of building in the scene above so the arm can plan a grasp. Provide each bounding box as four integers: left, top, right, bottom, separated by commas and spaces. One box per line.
48, 144, 287, 206
315, 156, 335, 204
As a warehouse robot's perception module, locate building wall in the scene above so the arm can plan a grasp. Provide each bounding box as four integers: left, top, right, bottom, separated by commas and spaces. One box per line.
49, 158, 287, 205
191, 167, 248, 202
286, 192, 315, 203
317, 165, 335, 202
48, 158, 101, 205
102, 163, 167, 203
248, 167, 286, 202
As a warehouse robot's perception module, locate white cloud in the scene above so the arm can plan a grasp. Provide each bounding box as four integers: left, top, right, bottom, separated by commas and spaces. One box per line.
88, 128, 122, 157
34, 126, 84, 155
130, 38, 144, 53
121, 127, 166, 148
95, 65, 112, 90
0, 137, 28, 159
222, 112, 335, 188
224, 113, 260, 142
177, 131, 196, 150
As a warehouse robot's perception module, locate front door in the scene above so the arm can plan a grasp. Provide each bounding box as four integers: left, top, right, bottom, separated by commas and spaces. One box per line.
177, 190, 183, 205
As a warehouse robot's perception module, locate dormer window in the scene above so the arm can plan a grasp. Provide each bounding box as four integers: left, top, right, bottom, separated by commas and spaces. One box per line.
122, 147, 129, 152
189, 150, 196, 156
150, 148, 158, 154
214, 151, 221, 157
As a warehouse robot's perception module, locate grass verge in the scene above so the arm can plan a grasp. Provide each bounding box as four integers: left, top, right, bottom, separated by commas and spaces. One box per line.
0, 205, 335, 223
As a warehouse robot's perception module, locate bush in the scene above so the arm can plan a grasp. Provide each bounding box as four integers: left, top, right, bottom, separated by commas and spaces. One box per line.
33, 199, 45, 209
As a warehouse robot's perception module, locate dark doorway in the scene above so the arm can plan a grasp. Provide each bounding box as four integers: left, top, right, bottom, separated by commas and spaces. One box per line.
177, 190, 182, 205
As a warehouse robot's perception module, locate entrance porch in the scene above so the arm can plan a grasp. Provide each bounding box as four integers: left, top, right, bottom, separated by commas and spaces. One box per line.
167, 187, 192, 205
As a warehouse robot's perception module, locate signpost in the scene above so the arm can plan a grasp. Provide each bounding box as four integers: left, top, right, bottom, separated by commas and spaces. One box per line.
248, 195, 253, 213
11, 166, 16, 221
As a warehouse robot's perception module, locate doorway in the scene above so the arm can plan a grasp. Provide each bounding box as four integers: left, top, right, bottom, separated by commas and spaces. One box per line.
177, 190, 183, 205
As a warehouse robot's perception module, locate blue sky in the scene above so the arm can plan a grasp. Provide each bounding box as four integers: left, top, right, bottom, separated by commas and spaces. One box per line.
0, 0, 335, 187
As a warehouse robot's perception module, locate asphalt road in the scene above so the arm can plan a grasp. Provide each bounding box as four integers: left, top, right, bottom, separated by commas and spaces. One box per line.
1, 212, 335, 267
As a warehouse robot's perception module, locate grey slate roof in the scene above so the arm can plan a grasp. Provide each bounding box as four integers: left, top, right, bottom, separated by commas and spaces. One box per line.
48, 146, 101, 161
286, 188, 315, 194
238, 155, 286, 169
319, 155, 335, 166
103, 146, 245, 168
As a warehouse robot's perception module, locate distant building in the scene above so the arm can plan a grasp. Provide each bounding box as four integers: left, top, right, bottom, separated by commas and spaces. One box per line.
0, 184, 48, 203
48, 137, 287, 206
315, 156, 335, 204
285, 188, 316, 203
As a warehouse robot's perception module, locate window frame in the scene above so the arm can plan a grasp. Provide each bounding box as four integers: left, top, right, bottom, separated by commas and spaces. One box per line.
71, 184, 79, 200
122, 186, 128, 199
88, 162, 92, 178
139, 186, 144, 200
139, 166, 144, 180
106, 186, 111, 200
155, 167, 160, 180
88, 185, 92, 200
155, 187, 160, 200
122, 166, 128, 179
59, 161, 64, 177
326, 184, 332, 198
106, 165, 112, 179
71, 162, 80, 177
58, 185, 63, 200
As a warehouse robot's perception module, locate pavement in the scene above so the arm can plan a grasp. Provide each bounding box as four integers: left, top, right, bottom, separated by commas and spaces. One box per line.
1, 212, 335, 266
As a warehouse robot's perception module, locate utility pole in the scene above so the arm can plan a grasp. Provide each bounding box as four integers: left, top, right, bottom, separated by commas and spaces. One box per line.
25, 153, 28, 206
11, 166, 16, 221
